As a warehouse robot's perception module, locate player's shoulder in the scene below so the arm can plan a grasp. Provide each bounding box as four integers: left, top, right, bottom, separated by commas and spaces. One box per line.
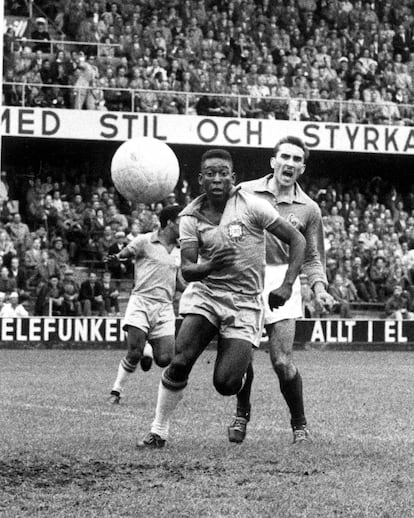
235, 186, 277, 217
239, 175, 270, 194
128, 232, 152, 246
180, 194, 205, 218
295, 184, 322, 214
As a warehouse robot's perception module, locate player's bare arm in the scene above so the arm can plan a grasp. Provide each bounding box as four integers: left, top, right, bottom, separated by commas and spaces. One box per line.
181, 242, 236, 282
266, 218, 306, 309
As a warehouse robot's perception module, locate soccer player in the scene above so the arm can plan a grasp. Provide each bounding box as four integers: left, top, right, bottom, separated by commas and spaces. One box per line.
227, 135, 333, 445
137, 148, 306, 448
108, 205, 183, 404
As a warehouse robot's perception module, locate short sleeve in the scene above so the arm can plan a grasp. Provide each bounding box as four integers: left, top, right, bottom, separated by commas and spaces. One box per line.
247, 193, 279, 229
179, 215, 199, 246
126, 235, 145, 257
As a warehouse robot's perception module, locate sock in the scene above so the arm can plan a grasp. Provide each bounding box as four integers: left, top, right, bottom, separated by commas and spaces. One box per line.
112, 357, 137, 394
279, 370, 306, 429
236, 362, 253, 420
150, 380, 184, 440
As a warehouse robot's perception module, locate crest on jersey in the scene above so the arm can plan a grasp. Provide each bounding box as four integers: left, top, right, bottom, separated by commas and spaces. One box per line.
287, 213, 300, 228
227, 220, 245, 242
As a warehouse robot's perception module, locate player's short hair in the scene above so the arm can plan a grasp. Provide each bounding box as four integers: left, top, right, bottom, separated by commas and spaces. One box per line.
273, 136, 309, 162
200, 149, 233, 168
159, 204, 183, 228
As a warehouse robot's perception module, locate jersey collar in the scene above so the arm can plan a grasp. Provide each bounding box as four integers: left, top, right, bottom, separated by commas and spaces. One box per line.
248, 174, 307, 205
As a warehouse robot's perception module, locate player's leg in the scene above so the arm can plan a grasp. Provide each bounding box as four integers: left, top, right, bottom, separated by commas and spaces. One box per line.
149, 335, 175, 368
137, 315, 217, 448
227, 360, 254, 443
213, 337, 253, 396
109, 324, 146, 403
267, 319, 310, 443
213, 337, 254, 443
144, 303, 176, 371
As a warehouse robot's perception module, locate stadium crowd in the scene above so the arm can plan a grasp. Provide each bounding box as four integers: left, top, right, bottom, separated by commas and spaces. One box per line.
0, 163, 414, 319
3, 0, 414, 124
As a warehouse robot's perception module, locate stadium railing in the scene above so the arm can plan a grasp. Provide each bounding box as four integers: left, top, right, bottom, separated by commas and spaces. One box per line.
12, 38, 122, 57
3, 80, 414, 125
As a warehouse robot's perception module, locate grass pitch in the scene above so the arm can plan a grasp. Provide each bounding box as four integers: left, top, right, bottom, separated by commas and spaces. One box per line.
1, 349, 413, 518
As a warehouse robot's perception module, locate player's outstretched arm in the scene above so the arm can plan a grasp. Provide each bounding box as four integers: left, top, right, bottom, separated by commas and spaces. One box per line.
181, 243, 236, 283
266, 218, 306, 309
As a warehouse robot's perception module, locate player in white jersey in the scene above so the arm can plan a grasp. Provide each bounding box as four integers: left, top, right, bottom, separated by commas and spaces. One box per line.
108, 205, 183, 404
137, 148, 306, 448
228, 136, 334, 444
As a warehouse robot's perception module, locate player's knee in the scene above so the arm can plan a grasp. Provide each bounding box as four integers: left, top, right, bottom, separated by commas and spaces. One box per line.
154, 351, 172, 368
213, 374, 241, 396
273, 358, 296, 381
125, 347, 141, 366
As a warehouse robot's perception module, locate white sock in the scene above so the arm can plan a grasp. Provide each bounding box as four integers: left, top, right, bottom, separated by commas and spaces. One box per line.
142, 342, 154, 359
112, 358, 135, 394
150, 381, 184, 440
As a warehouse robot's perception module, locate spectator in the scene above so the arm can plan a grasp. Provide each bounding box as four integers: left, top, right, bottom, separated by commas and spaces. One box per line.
97, 226, 115, 261
107, 231, 131, 278
90, 207, 107, 241
358, 222, 379, 250
0, 229, 16, 266
328, 273, 352, 318
101, 271, 120, 315
350, 256, 374, 302
48, 236, 70, 271
79, 271, 105, 316
8, 256, 28, 294
0, 291, 29, 317
0, 266, 17, 295
35, 274, 64, 315
385, 265, 412, 298
126, 222, 141, 243
385, 285, 414, 320
0, 291, 7, 315
369, 256, 390, 302
6, 213, 31, 255
60, 268, 81, 316
31, 17, 51, 53
28, 249, 61, 288
106, 205, 129, 232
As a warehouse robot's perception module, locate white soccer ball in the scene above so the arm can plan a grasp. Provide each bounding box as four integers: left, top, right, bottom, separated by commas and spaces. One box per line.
111, 137, 180, 204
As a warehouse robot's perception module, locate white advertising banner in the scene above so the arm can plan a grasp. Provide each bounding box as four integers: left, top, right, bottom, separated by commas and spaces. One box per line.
2, 106, 414, 154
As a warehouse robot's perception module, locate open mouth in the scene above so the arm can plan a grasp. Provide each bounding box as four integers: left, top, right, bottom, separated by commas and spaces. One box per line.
282, 170, 294, 179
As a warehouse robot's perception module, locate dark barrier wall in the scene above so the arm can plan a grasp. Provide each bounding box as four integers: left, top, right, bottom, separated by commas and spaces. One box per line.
2, 137, 413, 200
0, 318, 413, 350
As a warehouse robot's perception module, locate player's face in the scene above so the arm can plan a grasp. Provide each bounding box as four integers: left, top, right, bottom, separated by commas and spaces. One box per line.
199, 158, 235, 201
169, 217, 180, 239
270, 143, 306, 188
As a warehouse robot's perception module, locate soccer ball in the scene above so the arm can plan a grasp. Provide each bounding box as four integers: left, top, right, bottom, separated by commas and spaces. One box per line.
111, 137, 180, 204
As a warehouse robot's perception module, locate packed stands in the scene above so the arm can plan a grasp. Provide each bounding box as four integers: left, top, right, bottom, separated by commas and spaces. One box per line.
3, 0, 414, 124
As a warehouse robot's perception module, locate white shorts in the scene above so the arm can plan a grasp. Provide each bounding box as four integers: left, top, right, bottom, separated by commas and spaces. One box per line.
179, 282, 264, 347
263, 265, 303, 325
123, 294, 175, 340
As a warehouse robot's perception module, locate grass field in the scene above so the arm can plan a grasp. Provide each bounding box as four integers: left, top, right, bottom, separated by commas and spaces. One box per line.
1, 349, 413, 518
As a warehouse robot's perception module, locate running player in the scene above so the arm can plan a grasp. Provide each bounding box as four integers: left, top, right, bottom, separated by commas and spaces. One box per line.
137, 148, 306, 448
228, 136, 333, 444
108, 205, 183, 404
